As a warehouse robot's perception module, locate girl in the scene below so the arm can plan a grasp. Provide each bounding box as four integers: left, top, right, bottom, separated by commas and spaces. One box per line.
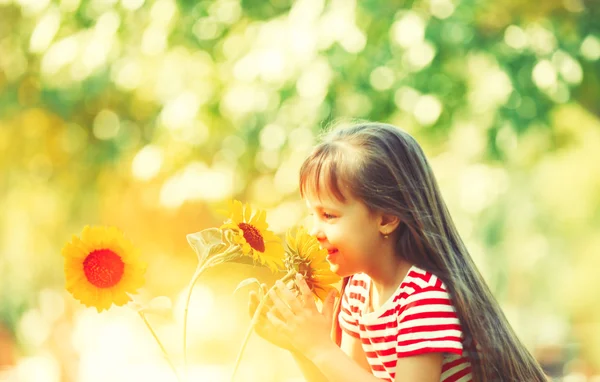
249, 122, 548, 381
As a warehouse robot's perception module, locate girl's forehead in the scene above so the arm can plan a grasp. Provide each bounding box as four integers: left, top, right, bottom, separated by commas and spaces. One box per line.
303, 189, 349, 209
302, 174, 351, 202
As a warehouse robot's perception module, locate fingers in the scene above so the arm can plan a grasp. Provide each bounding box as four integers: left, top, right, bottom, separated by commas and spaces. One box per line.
254, 308, 281, 343
248, 290, 258, 317
249, 283, 273, 319
268, 288, 294, 320
251, 277, 317, 325
266, 310, 286, 331
322, 288, 339, 322
295, 274, 318, 310
274, 280, 303, 313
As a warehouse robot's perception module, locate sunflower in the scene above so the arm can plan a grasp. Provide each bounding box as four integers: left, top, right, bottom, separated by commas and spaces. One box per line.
220, 200, 285, 272
62, 226, 147, 312
285, 226, 341, 302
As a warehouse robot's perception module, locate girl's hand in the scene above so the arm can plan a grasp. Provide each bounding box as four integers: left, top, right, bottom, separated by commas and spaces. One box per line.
248, 284, 296, 352
266, 274, 339, 359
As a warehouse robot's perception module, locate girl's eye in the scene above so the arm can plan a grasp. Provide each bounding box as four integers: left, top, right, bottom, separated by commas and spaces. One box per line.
323, 212, 336, 219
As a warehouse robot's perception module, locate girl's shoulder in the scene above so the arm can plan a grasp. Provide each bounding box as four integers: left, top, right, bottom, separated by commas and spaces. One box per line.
401, 265, 449, 294
395, 266, 455, 310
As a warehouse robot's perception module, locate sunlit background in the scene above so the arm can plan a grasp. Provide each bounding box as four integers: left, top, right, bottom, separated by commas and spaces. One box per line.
1, 0, 599, 380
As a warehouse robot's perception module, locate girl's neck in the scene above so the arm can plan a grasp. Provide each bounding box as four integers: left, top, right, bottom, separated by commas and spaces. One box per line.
367, 256, 413, 311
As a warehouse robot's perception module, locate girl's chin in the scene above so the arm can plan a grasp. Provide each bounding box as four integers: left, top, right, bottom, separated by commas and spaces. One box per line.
327, 260, 340, 273
328, 262, 351, 278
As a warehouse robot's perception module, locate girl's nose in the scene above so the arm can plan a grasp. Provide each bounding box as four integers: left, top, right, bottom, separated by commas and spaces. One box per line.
309, 224, 325, 241
309, 223, 319, 237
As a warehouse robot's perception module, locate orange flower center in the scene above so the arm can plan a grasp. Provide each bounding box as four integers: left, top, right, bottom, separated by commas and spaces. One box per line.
238, 223, 265, 252
83, 249, 125, 288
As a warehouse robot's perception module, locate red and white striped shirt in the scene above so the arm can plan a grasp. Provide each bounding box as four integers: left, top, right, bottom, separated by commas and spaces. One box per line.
339, 265, 472, 382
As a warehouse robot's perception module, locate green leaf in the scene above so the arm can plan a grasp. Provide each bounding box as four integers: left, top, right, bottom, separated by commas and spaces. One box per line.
187, 228, 227, 264
233, 277, 261, 295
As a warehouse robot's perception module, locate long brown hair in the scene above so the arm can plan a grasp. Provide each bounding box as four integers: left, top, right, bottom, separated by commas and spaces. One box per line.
299, 122, 547, 382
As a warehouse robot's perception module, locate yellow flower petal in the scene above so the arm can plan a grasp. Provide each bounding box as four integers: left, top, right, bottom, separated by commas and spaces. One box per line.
284, 226, 340, 302
231, 200, 244, 223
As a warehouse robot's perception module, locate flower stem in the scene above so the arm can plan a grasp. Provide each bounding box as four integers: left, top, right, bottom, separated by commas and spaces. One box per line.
182, 246, 239, 379
138, 311, 183, 382
229, 269, 296, 382
182, 262, 209, 379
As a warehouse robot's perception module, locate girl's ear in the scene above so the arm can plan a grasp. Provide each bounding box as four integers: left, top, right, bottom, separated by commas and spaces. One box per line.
379, 213, 400, 235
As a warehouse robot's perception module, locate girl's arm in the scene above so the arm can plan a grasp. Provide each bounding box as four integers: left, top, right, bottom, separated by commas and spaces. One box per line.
393, 353, 443, 382
339, 330, 371, 372
249, 285, 332, 382
307, 341, 443, 382
268, 275, 444, 382
291, 329, 371, 382
290, 350, 330, 382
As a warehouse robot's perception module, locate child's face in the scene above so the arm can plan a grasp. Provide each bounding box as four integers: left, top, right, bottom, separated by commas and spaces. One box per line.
304, 189, 383, 278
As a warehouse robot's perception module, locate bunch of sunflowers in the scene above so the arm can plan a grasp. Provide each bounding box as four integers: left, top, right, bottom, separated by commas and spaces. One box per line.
61, 200, 339, 381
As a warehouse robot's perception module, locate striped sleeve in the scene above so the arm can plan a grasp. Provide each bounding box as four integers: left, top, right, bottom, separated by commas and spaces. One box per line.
396, 286, 464, 357
338, 276, 365, 338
